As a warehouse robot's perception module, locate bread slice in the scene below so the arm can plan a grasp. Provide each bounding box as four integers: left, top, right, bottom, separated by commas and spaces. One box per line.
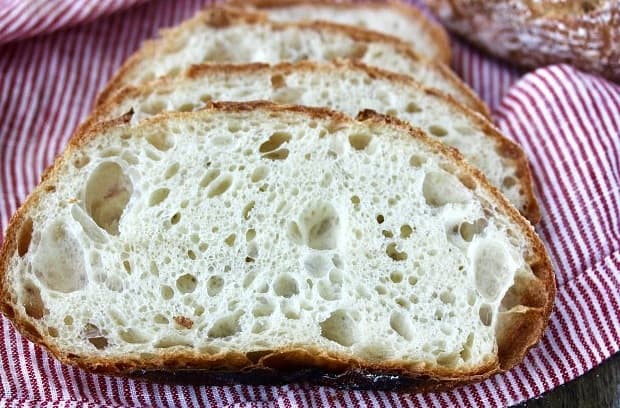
228, 0, 451, 63
95, 7, 488, 116
88, 61, 538, 222
0, 102, 553, 390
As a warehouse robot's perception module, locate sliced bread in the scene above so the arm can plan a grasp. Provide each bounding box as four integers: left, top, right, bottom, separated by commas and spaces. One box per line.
95, 7, 488, 116
0, 102, 554, 390
229, 0, 451, 63
88, 61, 538, 222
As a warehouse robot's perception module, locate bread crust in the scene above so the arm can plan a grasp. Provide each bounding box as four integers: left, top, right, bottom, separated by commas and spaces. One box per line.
0, 102, 554, 391
85, 60, 539, 222
228, 0, 452, 64
94, 6, 489, 117
426, 0, 620, 82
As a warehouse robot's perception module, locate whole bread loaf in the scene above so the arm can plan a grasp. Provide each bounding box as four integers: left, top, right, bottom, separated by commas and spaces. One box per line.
88, 61, 539, 222
0, 102, 554, 391
230, 0, 451, 63
96, 6, 488, 116
426, 0, 620, 82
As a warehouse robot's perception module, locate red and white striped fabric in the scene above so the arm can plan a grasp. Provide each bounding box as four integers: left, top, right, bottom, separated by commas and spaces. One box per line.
0, 1, 618, 407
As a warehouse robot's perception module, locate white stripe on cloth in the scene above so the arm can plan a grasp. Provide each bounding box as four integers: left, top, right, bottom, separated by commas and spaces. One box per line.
0, 1, 618, 407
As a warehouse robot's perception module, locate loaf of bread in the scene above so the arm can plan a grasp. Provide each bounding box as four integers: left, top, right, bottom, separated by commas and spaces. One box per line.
96, 7, 488, 116
230, 0, 451, 63
88, 61, 539, 222
0, 102, 554, 390
426, 0, 620, 82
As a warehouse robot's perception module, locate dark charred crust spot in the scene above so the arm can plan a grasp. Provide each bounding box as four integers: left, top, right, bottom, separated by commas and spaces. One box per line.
174, 316, 194, 329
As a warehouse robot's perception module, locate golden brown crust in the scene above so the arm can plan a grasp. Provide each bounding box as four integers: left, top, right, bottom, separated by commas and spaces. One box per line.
0, 102, 554, 390
94, 6, 489, 117
87, 60, 534, 221
426, 0, 620, 82
228, 0, 452, 63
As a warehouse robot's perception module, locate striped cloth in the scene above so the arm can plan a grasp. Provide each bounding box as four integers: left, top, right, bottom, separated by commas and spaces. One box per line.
0, 1, 618, 407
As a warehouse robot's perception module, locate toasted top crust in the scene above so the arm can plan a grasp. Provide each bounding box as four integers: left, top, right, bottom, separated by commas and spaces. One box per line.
86, 60, 539, 222
426, 0, 620, 82
0, 102, 554, 390
95, 6, 488, 117
229, 0, 452, 63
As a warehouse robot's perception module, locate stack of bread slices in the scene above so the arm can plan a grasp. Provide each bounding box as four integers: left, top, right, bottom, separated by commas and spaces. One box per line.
0, 0, 555, 392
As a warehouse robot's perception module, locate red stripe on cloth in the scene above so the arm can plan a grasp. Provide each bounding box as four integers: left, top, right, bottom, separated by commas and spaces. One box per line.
0, 1, 619, 407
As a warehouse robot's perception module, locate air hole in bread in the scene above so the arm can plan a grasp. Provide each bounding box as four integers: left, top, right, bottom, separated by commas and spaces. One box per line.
409, 154, 426, 167
85, 162, 132, 235
304, 254, 331, 278
274, 274, 298, 298
155, 336, 192, 348
252, 297, 275, 317
120, 328, 149, 343
84, 324, 108, 350
503, 176, 517, 188
374, 285, 388, 295
458, 220, 480, 242
64, 315, 73, 326
390, 271, 403, 283
146, 130, 173, 151
73, 154, 90, 169
388, 311, 413, 340
270, 74, 286, 89
474, 241, 514, 301
22, 280, 45, 319
164, 163, 180, 179
328, 268, 343, 285
207, 276, 224, 296
479, 304, 493, 326
400, 224, 413, 239
187, 250, 196, 260
17, 217, 33, 257
437, 352, 459, 368
259, 132, 291, 154
429, 125, 448, 137
318, 280, 339, 301
296, 201, 340, 251
460, 333, 475, 361
224, 234, 236, 247
149, 188, 170, 207
440, 291, 456, 305
423, 171, 472, 207
207, 174, 233, 198
154, 314, 168, 324
200, 169, 221, 188
350, 43, 368, 59
170, 212, 181, 225
178, 102, 197, 113
208, 311, 242, 338
176, 273, 197, 294
167, 67, 181, 77
406, 102, 422, 113
386, 243, 407, 262
385, 109, 397, 117
32, 221, 87, 293
395, 297, 409, 309
320, 310, 356, 347
348, 133, 372, 151
122, 260, 132, 274
160, 285, 174, 300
